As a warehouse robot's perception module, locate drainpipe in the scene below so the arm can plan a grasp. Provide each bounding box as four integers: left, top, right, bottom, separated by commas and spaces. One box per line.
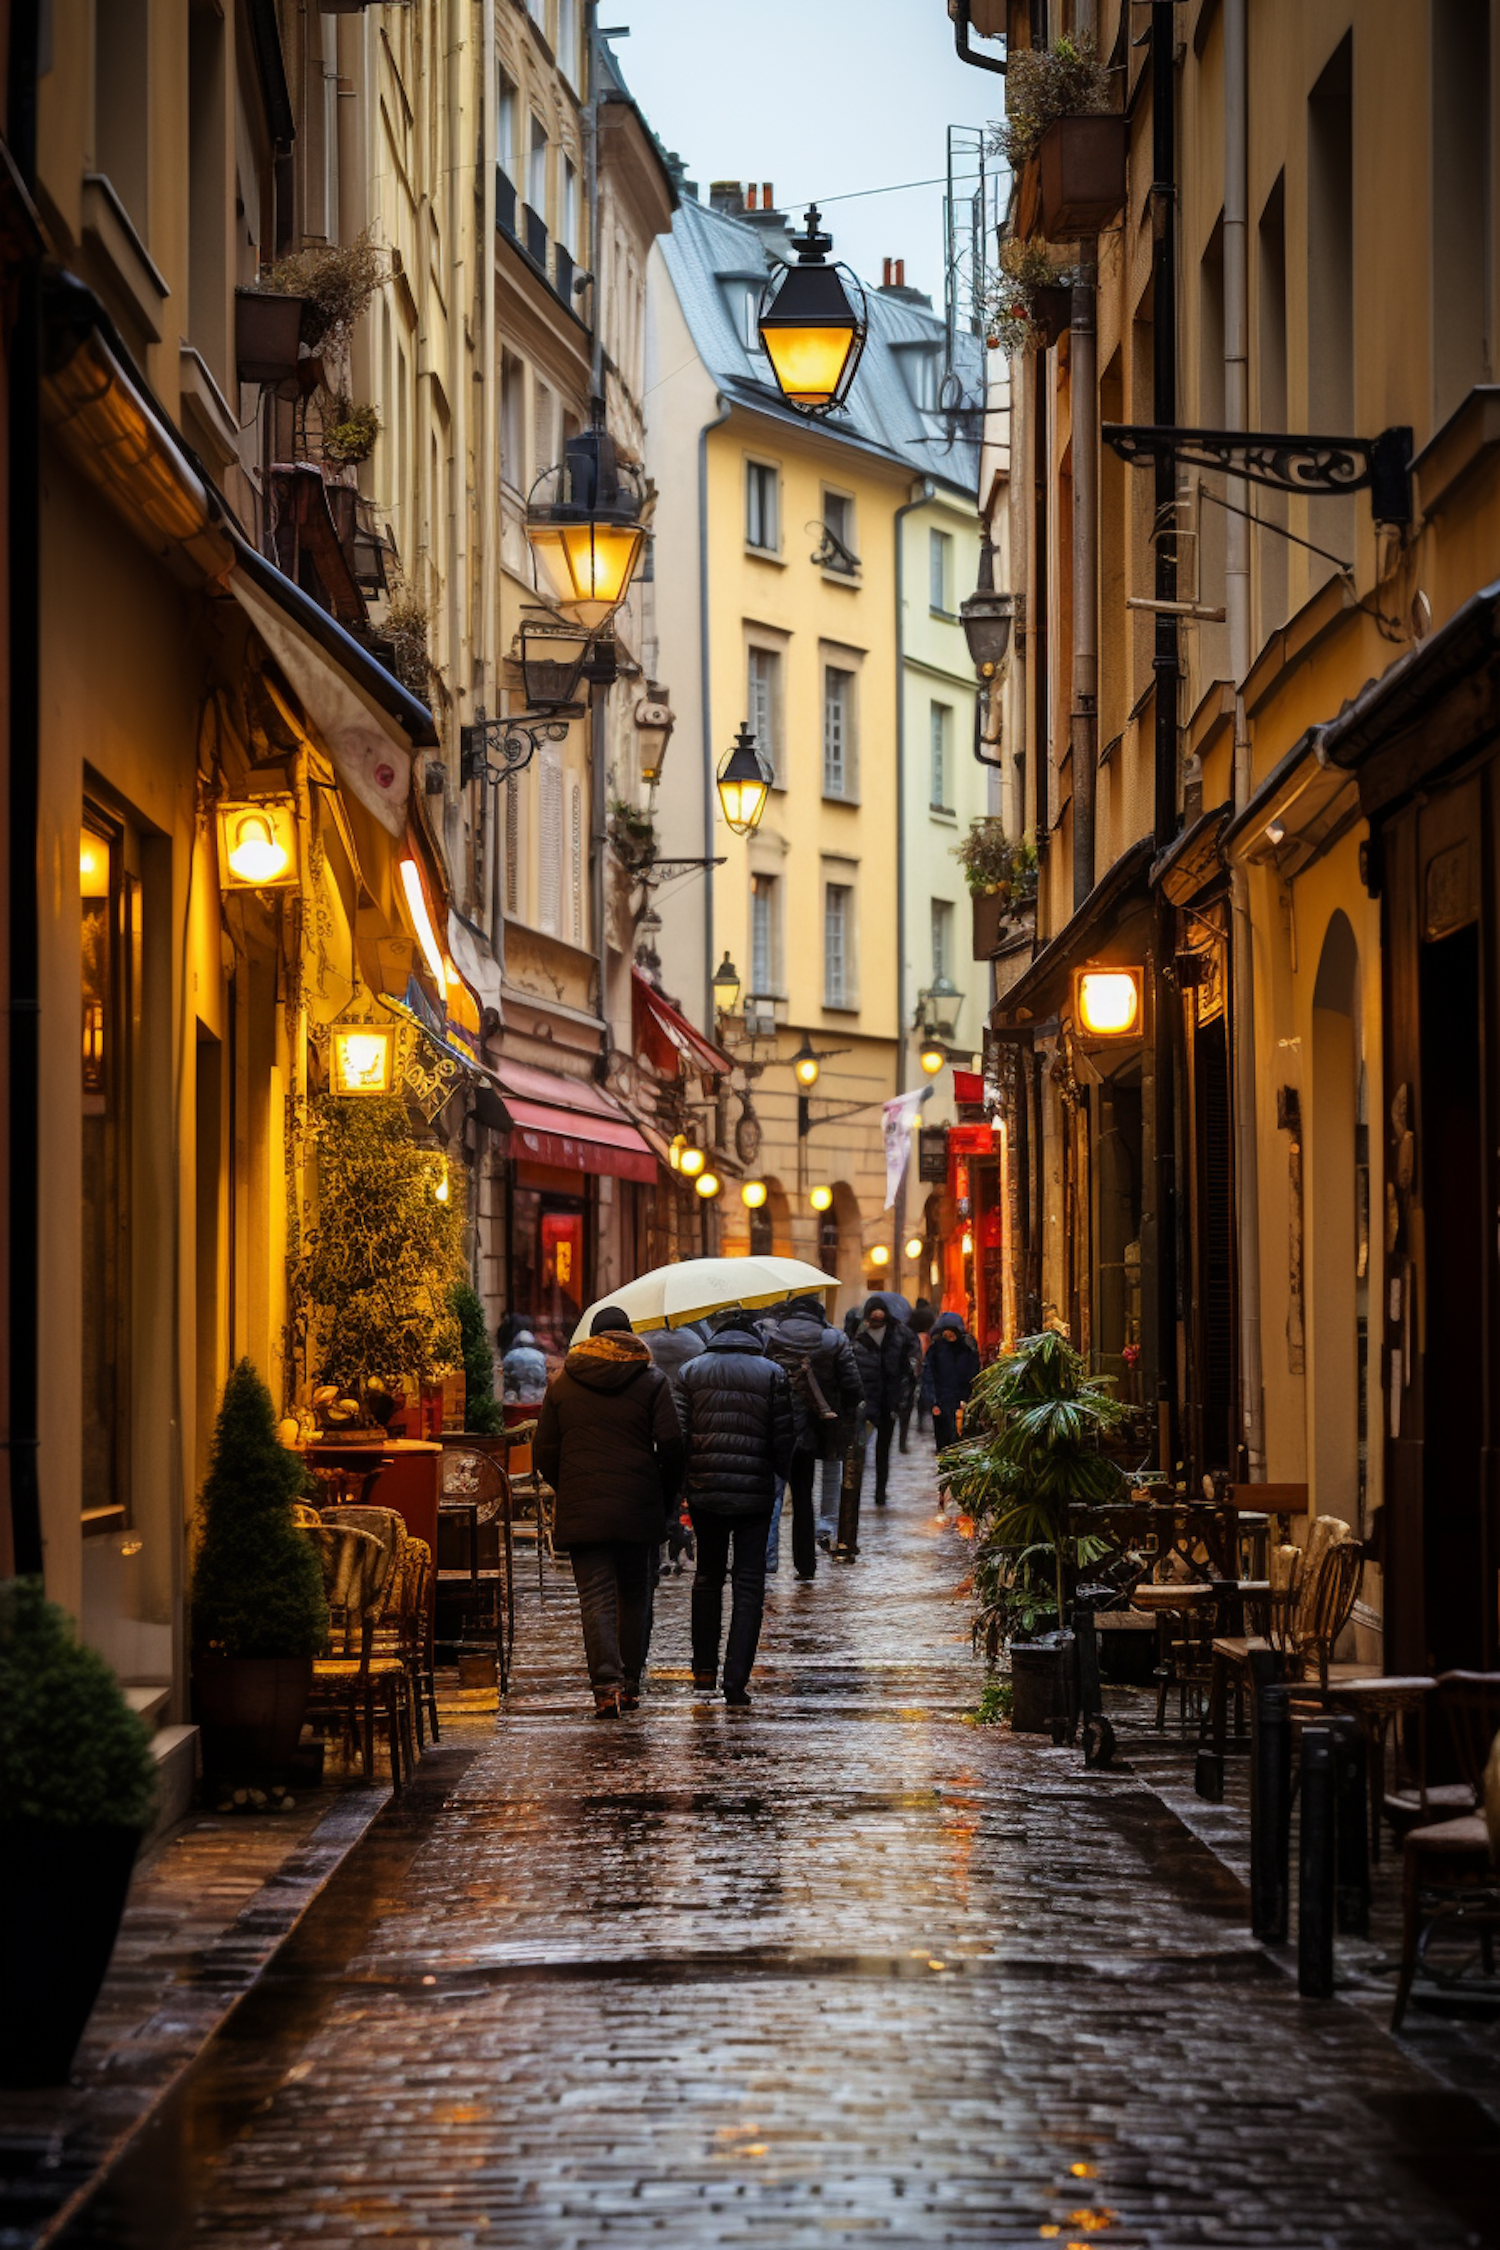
894, 477, 935, 1096
6, 0, 41, 1576
698, 393, 730, 1026
1222, 0, 1264, 1474
1070, 266, 1098, 912
1150, 0, 1181, 1470
585, 6, 611, 1067
479, 0, 501, 975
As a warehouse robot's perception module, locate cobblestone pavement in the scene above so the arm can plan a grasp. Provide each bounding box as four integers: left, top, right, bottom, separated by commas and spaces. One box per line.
63, 1444, 1500, 2249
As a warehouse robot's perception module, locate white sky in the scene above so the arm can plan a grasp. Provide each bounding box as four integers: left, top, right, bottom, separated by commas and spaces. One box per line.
602, 0, 1002, 304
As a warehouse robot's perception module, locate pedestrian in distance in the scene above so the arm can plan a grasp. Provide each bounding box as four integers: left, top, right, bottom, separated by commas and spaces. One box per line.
678, 1309, 794, 1707
645, 1321, 705, 1575
500, 1327, 548, 1405
533, 1306, 685, 1719
758, 1294, 864, 1576
894, 1309, 924, 1456
850, 1295, 913, 1507
921, 1312, 981, 1455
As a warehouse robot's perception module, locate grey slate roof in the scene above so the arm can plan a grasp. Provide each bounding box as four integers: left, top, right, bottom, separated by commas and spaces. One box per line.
659, 193, 982, 498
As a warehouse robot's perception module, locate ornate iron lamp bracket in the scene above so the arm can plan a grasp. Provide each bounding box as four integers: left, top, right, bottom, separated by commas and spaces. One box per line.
459, 711, 570, 786
1102, 422, 1413, 527
637, 852, 727, 879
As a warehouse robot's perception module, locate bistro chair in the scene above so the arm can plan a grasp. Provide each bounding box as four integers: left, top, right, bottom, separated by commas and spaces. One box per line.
1391, 1672, 1500, 2030
437, 1445, 513, 1688
504, 1418, 556, 1597
302, 1519, 409, 1788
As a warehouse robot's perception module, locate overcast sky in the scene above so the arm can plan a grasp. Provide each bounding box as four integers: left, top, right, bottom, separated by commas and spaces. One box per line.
604, 0, 1004, 305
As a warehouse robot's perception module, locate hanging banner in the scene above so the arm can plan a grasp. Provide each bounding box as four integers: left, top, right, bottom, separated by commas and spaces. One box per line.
882, 1086, 929, 1211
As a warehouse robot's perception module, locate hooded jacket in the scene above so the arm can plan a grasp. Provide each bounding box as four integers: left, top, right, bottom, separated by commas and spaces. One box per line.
851, 1297, 916, 1419
533, 1332, 685, 1547
920, 1313, 981, 1412
678, 1329, 795, 1513
501, 1331, 549, 1402
644, 1323, 707, 1409
758, 1296, 865, 1454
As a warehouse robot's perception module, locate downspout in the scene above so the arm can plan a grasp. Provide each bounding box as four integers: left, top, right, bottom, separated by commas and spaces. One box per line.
480, 0, 501, 975
1150, 0, 1181, 1471
1222, 0, 1264, 1474
894, 477, 935, 1096
585, 3, 609, 1068
1070, 266, 1098, 911
698, 392, 730, 1026
6, 0, 42, 1575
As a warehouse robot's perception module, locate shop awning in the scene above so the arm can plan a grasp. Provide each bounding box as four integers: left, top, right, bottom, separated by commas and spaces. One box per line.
493, 1057, 658, 1184
993, 836, 1155, 1028
632, 968, 731, 1078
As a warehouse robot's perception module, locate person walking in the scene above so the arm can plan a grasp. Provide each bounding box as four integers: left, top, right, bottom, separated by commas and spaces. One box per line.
895, 1310, 924, 1455
645, 1322, 705, 1574
678, 1310, 794, 1707
533, 1307, 685, 1718
921, 1311, 981, 1453
759, 1294, 864, 1579
850, 1296, 910, 1507
500, 1327, 548, 1405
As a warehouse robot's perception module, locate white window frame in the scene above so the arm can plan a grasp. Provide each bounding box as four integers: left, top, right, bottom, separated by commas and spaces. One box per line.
745, 457, 779, 553
929, 528, 953, 613
824, 880, 854, 1010
750, 872, 780, 999
746, 643, 782, 785
822, 664, 855, 799
929, 700, 953, 811
931, 898, 954, 985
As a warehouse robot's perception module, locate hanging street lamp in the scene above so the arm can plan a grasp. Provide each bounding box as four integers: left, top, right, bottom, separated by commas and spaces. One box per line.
216, 795, 298, 891
757, 207, 869, 417
525, 401, 648, 629
741, 1179, 768, 1210
791, 1033, 821, 1090
636, 690, 675, 787
809, 1184, 833, 1213
959, 537, 1016, 681
330, 1022, 397, 1097
695, 1170, 722, 1200
712, 951, 743, 1015
716, 723, 772, 836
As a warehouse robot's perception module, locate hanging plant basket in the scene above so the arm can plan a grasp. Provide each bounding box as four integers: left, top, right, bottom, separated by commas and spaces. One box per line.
1018, 115, 1128, 242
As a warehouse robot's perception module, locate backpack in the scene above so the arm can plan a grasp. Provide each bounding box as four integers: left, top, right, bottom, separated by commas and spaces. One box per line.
796, 1350, 840, 1424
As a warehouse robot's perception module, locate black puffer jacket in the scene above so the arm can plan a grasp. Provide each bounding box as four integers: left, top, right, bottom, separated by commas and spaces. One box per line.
644, 1323, 706, 1411
679, 1330, 795, 1514
758, 1296, 865, 1454
851, 1299, 915, 1419
534, 1333, 685, 1548
920, 1313, 981, 1411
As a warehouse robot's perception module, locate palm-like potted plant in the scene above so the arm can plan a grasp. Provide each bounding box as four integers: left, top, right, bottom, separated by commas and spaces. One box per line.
943, 1330, 1127, 1729
190, 1360, 328, 1779
0, 1578, 157, 2084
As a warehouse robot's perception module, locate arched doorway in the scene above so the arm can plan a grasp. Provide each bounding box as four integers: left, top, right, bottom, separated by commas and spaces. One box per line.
1308, 910, 1366, 1529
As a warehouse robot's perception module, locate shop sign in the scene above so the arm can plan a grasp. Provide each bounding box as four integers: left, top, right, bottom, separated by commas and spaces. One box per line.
918, 1126, 948, 1182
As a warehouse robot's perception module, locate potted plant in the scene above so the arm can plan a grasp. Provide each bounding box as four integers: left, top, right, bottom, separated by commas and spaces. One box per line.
983, 239, 1075, 356
254, 231, 387, 362
943, 1330, 1126, 1731
955, 819, 1038, 958
452, 1279, 506, 1436
324, 399, 381, 467
235, 287, 308, 386
0, 1577, 158, 2085
190, 1360, 329, 1779
996, 35, 1125, 242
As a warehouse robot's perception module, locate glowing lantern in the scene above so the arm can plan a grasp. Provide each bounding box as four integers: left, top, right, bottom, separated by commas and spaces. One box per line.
525, 406, 647, 629
809, 1184, 833, 1213
330, 1023, 397, 1096
217, 795, 298, 891
905, 1235, 924, 1261
679, 1143, 706, 1179
1074, 965, 1142, 1039
716, 724, 772, 837
695, 1170, 721, 1199
741, 1180, 768, 1209
757, 207, 868, 416
868, 1244, 890, 1267
792, 1033, 821, 1089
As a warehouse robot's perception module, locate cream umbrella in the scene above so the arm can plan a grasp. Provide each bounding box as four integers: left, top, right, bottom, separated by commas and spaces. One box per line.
572, 1255, 838, 1343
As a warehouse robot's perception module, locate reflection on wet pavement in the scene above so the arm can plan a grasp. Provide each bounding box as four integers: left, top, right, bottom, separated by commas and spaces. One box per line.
60, 1445, 1500, 2247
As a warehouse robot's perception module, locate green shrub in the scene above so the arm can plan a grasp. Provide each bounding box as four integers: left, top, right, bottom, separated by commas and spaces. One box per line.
452, 1280, 505, 1432
0, 1578, 157, 1827
306, 1096, 464, 1389
191, 1360, 328, 1660
968, 1674, 1014, 1727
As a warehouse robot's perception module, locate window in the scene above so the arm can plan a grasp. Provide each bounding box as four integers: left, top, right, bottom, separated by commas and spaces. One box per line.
747, 646, 780, 782
528, 114, 548, 218
739, 285, 761, 353
562, 157, 578, 252
929, 529, 953, 613
751, 873, 779, 996
746, 458, 778, 551
931, 898, 954, 985
501, 354, 524, 489
497, 69, 518, 177
1432, 0, 1491, 420
824, 883, 853, 1008
905, 349, 940, 411
557, 0, 579, 83
823, 665, 854, 797
930, 701, 953, 809
533, 377, 556, 486
822, 491, 857, 573
538, 747, 563, 935
81, 811, 133, 1528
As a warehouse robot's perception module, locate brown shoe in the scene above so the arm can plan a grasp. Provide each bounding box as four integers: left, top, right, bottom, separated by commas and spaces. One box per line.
593, 1687, 624, 1719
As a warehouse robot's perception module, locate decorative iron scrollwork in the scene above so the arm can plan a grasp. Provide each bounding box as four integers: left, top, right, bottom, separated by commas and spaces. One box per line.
1101, 423, 1413, 526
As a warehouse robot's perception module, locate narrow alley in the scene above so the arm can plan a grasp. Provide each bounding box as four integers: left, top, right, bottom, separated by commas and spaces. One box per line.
58, 1454, 1497, 2250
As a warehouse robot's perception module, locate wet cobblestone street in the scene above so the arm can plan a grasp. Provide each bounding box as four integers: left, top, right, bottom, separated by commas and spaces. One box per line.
64, 1447, 1500, 2249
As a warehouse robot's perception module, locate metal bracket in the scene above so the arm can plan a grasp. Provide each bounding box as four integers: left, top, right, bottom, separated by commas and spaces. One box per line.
459, 712, 570, 787
1102, 422, 1414, 527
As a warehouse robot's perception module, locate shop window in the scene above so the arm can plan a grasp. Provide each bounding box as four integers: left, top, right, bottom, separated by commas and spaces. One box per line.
510, 1183, 588, 1354
81, 812, 133, 1530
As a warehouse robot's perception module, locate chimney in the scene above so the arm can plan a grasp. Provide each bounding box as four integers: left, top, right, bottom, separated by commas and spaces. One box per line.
882, 257, 893, 288
709, 179, 745, 215
747, 184, 758, 211
894, 258, 905, 287
763, 183, 773, 207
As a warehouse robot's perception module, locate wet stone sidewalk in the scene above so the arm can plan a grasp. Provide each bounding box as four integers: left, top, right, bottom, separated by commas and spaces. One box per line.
62, 1447, 1500, 2248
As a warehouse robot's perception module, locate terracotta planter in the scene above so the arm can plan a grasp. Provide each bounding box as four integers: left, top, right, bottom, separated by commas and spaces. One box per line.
972, 891, 1007, 960
1031, 283, 1075, 349
235, 288, 306, 386
191, 1654, 313, 1779
0, 1821, 141, 2085
1018, 114, 1127, 241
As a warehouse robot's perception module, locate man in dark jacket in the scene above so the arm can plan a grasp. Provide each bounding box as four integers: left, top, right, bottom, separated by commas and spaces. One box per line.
851, 1296, 912, 1506
645, 1323, 706, 1571
679, 1310, 794, 1706
759, 1295, 864, 1578
534, 1306, 685, 1717
921, 1312, 982, 1452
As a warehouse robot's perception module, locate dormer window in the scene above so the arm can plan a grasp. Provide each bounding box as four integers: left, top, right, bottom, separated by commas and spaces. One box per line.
905, 349, 940, 412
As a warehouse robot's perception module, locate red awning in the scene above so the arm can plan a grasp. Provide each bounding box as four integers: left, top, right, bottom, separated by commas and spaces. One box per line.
632, 968, 731, 1079
494, 1057, 658, 1184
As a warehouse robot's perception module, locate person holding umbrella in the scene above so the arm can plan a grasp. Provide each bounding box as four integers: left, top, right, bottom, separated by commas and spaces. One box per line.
534, 1307, 685, 1718
678, 1311, 794, 1706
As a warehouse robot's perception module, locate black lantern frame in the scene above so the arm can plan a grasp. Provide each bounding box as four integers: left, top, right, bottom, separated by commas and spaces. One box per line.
756, 207, 869, 420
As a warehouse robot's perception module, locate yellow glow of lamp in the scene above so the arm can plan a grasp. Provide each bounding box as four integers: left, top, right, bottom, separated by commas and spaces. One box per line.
217, 796, 298, 891
868, 1244, 890, 1268
400, 857, 448, 996
905, 1235, 924, 1261
962, 1230, 974, 1256
433, 1165, 450, 1204
716, 723, 772, 837
330, 1023, 397, 1096
525, 409, 648, 630
919, 1039, 945, 1076
1074, 965, 1143, 1039
668, 1133, 686, 1172
80, 836, 109, 896
757, 208, 868, 417
741, 1179, 768, 1209
679, 1143, 706, 1179
792, 1033, 821, 1090
809, 1184, 833, 1213
695, 1170, 721, 1200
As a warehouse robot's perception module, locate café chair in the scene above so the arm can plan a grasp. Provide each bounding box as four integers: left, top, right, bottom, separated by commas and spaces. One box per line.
1391, 1673, 1500, 2030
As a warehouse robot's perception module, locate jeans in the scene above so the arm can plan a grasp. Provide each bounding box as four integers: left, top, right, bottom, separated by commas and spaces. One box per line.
570, 1540, 657, 1692
817, 1452, 842, 1538
868, 1411, 895, 1502
786, 1450, 819, 1578
766, 1481, 784, 1574
933, 1404, 962, 1452
690, 1506, 773, 1693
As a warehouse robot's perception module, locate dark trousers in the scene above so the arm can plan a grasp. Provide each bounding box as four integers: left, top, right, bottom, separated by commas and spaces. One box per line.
787, 1450, 819, 1578
934, 1405, 961, 1453
898, 1400, 912, 1453
871, 1411, 895, 1502
689, 1506, 773, 1692
571, 1540, 656, 1692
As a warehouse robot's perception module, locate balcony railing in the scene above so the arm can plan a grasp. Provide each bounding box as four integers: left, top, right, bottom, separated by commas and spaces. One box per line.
522, 203, 548, 268
495, 164, 517, 237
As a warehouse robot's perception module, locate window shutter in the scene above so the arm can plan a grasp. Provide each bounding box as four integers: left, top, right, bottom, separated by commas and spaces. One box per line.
569, 778, 583, 945
539, 750, 562, 935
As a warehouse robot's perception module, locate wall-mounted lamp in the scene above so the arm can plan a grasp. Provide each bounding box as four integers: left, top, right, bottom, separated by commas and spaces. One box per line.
792, 1033, 821, 1089
809, 1184, 833, 1213
713, 952, 742, 1014
741, 1179, 768, 1210
330, 1022, 397, 1097
217, 795, 298, 891
525, 403, 647, 628
868, 1244, 890, 1267
959, 538, 1015, 680
695, 1170, 722, 1200
1073, 965, 1143, 1039
678, 1143, 707, 1179
904, 1234, 925, 1261
636, 691, 675, 786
